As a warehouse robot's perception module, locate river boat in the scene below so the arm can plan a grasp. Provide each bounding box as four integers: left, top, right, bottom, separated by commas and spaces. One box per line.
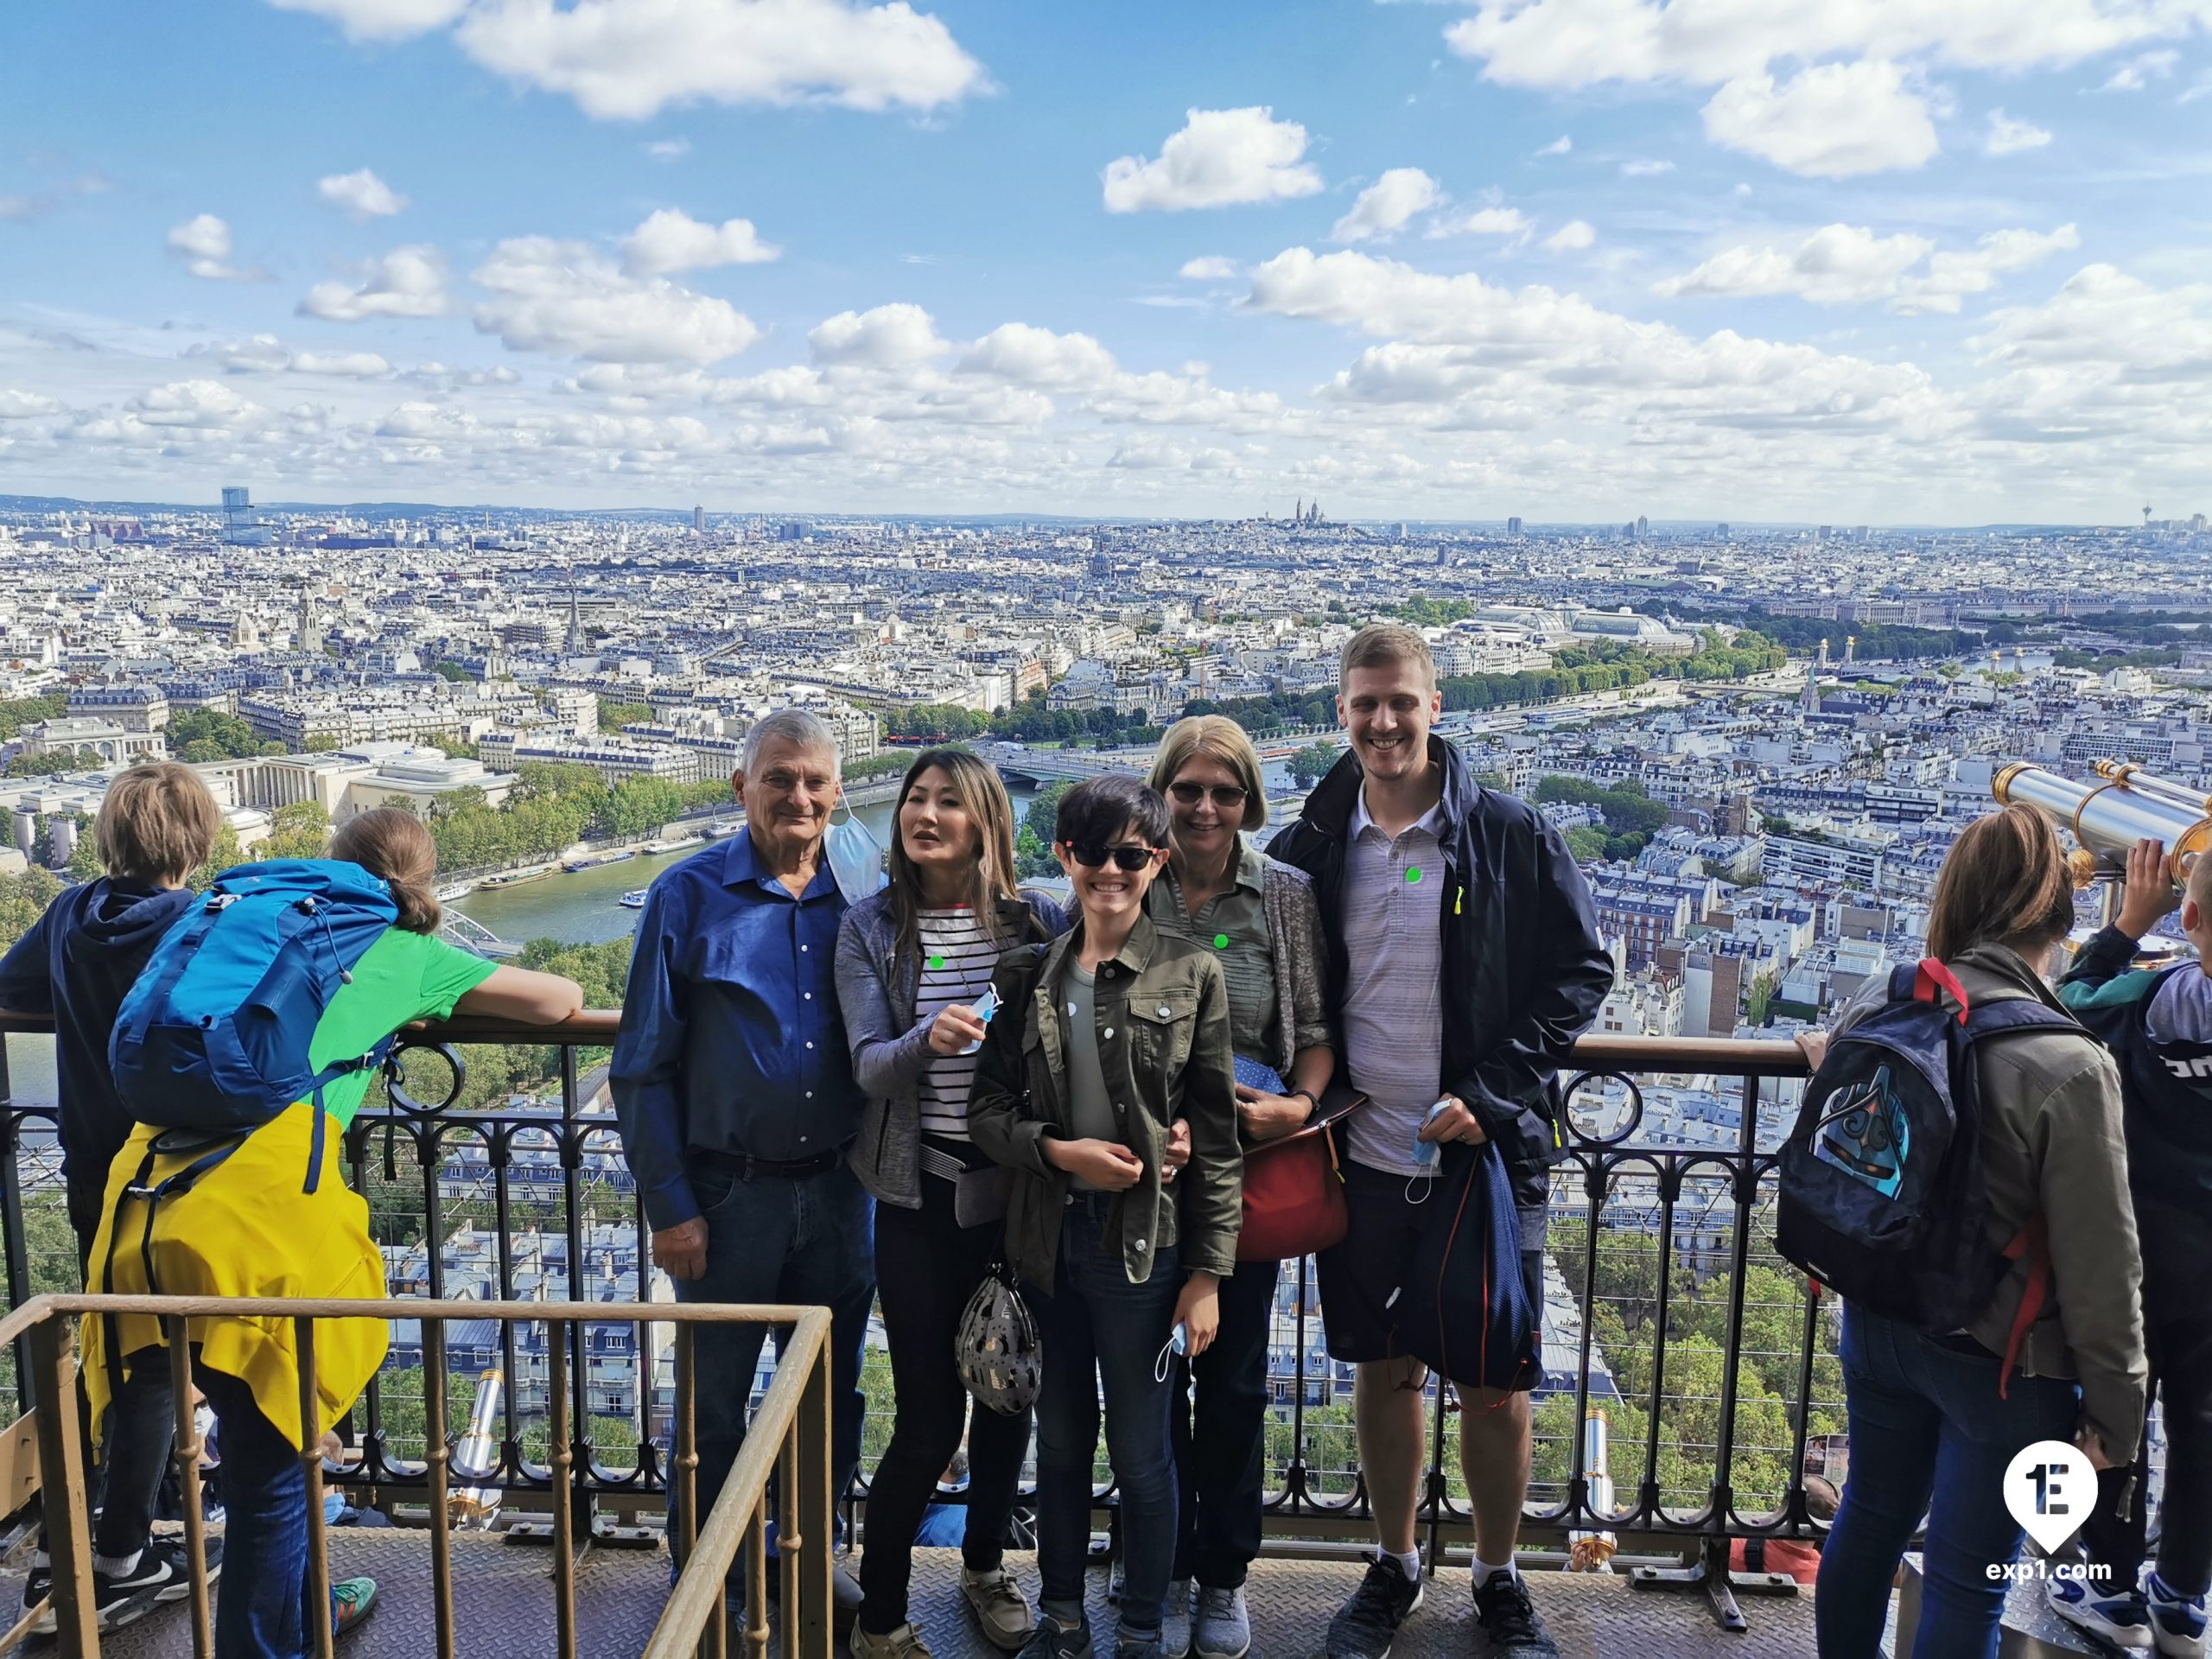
480, 865, 553, 889
618, 889, 649, 909
435, 882, 473, 903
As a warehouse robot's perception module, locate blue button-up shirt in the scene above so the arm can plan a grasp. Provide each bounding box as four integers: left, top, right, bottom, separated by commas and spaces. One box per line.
610, 830, 862, 1230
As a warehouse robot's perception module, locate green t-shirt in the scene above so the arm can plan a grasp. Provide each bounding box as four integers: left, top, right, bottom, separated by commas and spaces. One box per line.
307, 929, 498, 1128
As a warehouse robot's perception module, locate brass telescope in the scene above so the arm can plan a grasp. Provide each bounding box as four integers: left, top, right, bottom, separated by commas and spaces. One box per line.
1993, 760, 2212, 887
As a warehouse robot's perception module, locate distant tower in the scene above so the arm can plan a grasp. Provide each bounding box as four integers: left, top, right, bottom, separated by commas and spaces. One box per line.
1294, 499, 1302, 524
566, 562, 583, 653
1636, 514, 1649, 540
693, 504, 705, 536
1817, 637, 1830, 672
1844, 634, 1856, 665
2145, 504, 2155, 528
298, 586, 320, 648
221, 486, 251, 543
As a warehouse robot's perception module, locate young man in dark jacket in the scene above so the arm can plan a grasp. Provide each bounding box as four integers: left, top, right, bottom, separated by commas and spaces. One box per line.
1268, 625, 1611, 1659
0, 762, 222, 1630
2051, 836, 2212, 1658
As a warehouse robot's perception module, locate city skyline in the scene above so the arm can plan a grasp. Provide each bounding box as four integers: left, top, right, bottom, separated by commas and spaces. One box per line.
3, 1, 2210, 521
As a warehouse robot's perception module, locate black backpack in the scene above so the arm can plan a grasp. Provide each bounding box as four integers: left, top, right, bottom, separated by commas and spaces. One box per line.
1778, 960, 2074, 1385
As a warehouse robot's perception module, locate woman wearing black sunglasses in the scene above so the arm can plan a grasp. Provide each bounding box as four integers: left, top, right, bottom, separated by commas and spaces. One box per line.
969, 775, 1243, 1659
1142, 716, 1335, 1659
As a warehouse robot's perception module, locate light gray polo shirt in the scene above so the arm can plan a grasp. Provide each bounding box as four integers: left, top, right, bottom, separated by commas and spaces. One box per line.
1339, 786, 1446, 1175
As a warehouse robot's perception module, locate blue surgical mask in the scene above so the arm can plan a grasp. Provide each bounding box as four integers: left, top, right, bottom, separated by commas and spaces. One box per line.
823, 805, 887, 905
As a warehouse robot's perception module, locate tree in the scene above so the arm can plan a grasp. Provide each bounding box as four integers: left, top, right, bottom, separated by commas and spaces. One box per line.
1745, 966, 1779, 1028
1565, 825, 1608, 864
168, 709, 267, 760
262, 800, 333, 860
597, 699, 652, 732
1017, 781, 1073, 880
1287, 741, 1339, 790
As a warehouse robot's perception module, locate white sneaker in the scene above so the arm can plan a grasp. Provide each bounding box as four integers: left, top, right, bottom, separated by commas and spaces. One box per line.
2050, 1573, 2155, 1650
2148, 1570, 2209, 1658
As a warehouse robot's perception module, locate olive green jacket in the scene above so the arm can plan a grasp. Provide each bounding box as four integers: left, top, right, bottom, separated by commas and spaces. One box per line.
969, 912, 1243, 1289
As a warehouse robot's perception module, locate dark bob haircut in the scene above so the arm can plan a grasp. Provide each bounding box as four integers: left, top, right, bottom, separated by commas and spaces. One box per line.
1055, 774, 1171, 851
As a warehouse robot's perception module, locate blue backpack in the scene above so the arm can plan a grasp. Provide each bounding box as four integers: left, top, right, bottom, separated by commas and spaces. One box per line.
1777, 960, 2073, 1390
109, 859, 401, 1178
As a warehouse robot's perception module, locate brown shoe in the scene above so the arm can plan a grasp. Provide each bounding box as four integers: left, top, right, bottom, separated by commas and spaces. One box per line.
962, 1564, 1038, 1651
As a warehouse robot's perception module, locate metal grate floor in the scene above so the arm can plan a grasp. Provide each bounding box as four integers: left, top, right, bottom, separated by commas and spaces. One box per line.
2, 1535, 1829, 1657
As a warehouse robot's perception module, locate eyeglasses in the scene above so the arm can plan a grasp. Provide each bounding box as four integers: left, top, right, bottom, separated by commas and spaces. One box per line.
1065, 843, 1161, 872
1167, 782, 1249, 809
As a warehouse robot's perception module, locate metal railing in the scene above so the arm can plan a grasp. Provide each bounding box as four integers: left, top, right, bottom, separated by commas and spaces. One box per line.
0, 1289, 833, 1657
0, 1012, 1832, 1635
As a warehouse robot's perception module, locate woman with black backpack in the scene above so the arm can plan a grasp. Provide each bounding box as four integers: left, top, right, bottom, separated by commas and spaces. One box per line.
1807, 804, 2147, 1657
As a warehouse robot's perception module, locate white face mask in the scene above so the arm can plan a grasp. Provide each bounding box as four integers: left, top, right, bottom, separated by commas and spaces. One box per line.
823, 805, 887, 905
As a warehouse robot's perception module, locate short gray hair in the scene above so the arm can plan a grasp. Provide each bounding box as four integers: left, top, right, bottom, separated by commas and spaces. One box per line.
742, 708, 840, 772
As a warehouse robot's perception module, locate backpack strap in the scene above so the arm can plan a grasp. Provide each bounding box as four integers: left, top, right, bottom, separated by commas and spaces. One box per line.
1907, 957, 1971, 1024
297, 1033, 401, 1192
99, 1131, 251, 1408
1997, 1214, 2051, 1399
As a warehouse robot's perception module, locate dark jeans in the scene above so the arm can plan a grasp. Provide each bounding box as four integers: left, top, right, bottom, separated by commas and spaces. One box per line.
199, 1365, 313, 1659
1032, 1199, 1182, 1637
2082, 1247, 2212, 1599
859, 1174, 1033, 1634
676, 1160, 874, 1574
49, 1230, 172, 1564
1169, 1256, 1279, 1590
1816, 1305, 2082, 1659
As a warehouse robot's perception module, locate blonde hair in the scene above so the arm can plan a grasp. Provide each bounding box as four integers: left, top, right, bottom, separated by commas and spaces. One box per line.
95, 762, 222, 883
1148, 715, 1268, 833
2188, 843, 2212, 914
1926, 804, 2077, 963
1340, 622, 1436, 690
330, 808, 442, 934
885, 748, 1022, 953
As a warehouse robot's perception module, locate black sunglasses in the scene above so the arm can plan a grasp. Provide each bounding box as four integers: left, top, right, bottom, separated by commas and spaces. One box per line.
1167, 782, 1249, 808
1065, 842, 1160, 872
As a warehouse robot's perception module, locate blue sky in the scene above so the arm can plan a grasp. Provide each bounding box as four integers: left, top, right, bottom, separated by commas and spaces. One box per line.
3, 0, 2209, 521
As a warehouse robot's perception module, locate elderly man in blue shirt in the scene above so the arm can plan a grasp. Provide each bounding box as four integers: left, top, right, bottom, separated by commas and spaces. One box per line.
612, 707, 874, 1625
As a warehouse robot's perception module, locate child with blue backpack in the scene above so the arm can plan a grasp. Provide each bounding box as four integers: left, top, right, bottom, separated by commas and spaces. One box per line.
2048, 836, 2212, 1658
85, 807, 583, 1658
0, 763, 223, 1632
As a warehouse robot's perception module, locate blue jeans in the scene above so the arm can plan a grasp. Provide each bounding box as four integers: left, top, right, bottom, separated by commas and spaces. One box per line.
199, 1365, 312, 1659
1032, 1198, 1184, 1637
675, 1160, 874, 1569
1817, 1305, 2082, 1659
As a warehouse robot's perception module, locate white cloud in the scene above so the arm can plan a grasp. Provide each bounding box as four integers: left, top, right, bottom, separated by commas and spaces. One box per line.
1657, 224, 1935, 303
317, 167, 409, 219
957, 322, 1118, 389
1444, 1, 2201, 92
0, 391, 63, 419
127, 379, 270, 429
1544, 219, 1596, 251
1331, 168, 1441, 243
474, 236, 758, 364
1985, 110, 2055, 154
165, 214, 264, 282
620, 208, 779, 276
1654, 221, 2079, 313
643, 137, 690, 161
265, 0, 468, 41
1619, 158, 1675, 176
293, 349, 396, 376
1178, 255, 1240, 280
300, 245, 453, 320
1534, 134, 1573, 157
1427, 205, 1532, 241
449, 0, 989, 119
191, 334, 393, 376
807, 302, 949, 367
1440, 1, 2206, 175
1702, 60, 1937, 177
2101, 48, 2178, 90
1102, 107, 1324, 213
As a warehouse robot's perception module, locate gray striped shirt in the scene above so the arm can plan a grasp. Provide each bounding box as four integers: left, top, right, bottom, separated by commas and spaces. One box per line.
1338, 791, 1446, 1175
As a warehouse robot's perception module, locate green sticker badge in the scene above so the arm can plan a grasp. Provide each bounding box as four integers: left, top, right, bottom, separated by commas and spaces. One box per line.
927, 954, 945, 970
1405, 866, 1424, 884
1212, 932, 1230, 950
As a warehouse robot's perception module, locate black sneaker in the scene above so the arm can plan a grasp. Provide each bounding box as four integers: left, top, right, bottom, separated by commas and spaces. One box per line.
92, 1545, 183, 1631
1471, 1571, 1558, 1659
1325, 1556, 1423, 1659
21, 1560, 54, 1637
1016, 1613, 1095, 1658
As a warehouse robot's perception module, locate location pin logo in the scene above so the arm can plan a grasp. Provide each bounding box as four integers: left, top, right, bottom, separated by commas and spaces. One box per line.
2003, 1440, 2098, 1554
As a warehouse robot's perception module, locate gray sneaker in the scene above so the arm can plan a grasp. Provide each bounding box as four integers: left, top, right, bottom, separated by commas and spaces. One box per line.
961, 1565, 1037, 1652
1114, 1632, 1166, 1659
1160, 1579, 1192, 1658
1191, 1586, 1250, 1659
850, 1623, 933, 1657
